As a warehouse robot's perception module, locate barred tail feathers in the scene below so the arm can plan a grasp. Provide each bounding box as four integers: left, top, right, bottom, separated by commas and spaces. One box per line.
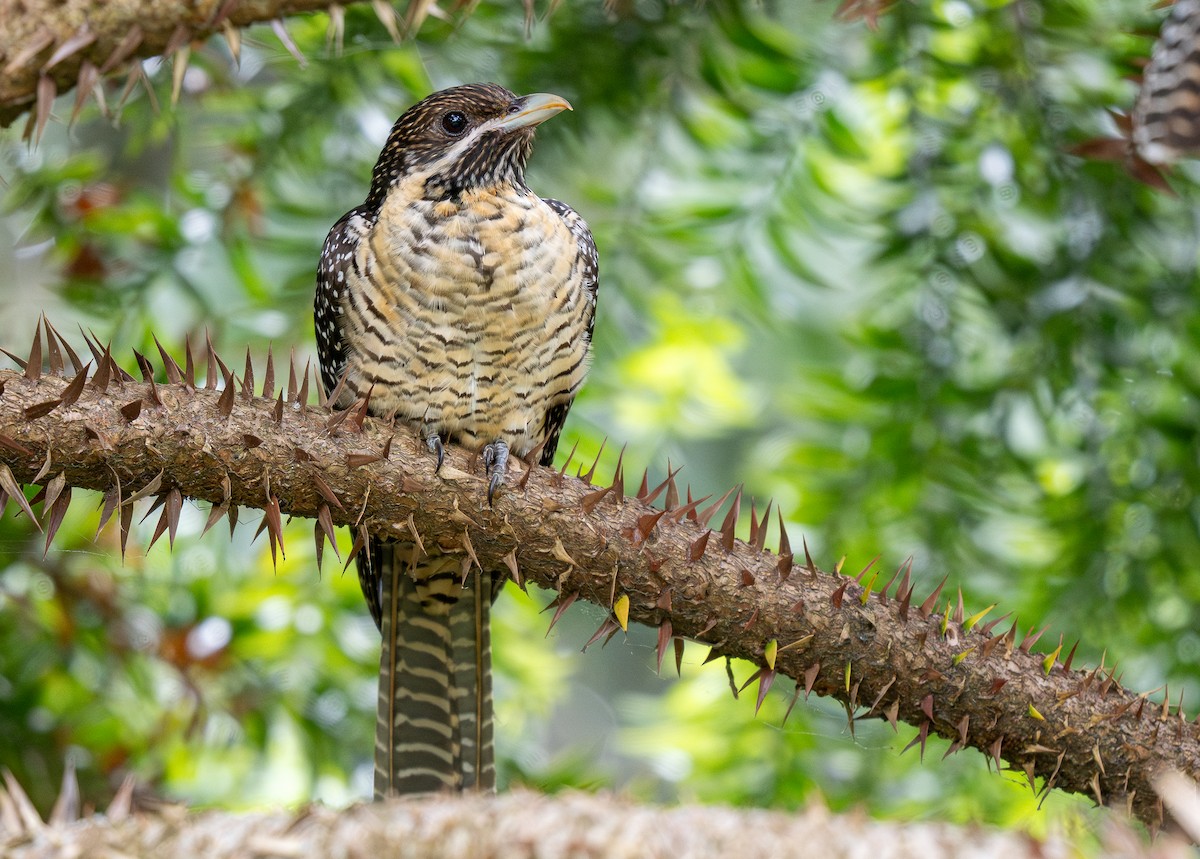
374, 541, 495, 796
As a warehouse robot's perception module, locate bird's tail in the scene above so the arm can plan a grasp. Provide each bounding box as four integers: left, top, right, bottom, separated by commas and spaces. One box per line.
372, 540, 495, 797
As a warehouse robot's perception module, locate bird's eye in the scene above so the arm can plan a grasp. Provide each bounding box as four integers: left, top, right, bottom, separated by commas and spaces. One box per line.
441, 111, 468, 135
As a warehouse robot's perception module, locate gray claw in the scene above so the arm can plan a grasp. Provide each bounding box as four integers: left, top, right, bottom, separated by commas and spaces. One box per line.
426, 435, 445, 472
482, 440, 509, 506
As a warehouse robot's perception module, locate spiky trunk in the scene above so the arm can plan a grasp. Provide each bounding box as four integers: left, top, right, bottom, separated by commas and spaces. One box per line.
0, 321, 1197, 830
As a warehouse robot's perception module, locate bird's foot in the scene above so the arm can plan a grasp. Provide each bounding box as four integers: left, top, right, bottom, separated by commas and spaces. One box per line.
425, 434, 445, 473
482, 440, 509, 506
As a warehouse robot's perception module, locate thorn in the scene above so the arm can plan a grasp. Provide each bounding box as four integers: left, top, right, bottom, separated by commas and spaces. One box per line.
803, 662, 820, 699
610, 444, 626, 501
104, 774, 136, 823
663, 493, 710, 524
582, 617, 621, 651
217, 369, 236, 417
918, 575, 949, 618
24, 324, 43, 381
96, 486, 120, 539
42, 485, 71, 556
752, 499, 772, 552
754, 669, 776, 715
47, 759, 79, 827
501, 548, 522, 589
310, 472, 343, 510
674, 638, 685, 676
0, 466, 40, 531
57, 363, 90, 407
271, 18, 308, 66
42, 319, 63, 376
556, 439, 579, 482
687, 530, 710, 562
119, 399, 142, 422
920, 693, 934, 721
655, 620, 672, 673
901, 722, 931, 760
830, 580, 848, 608
24, 399, 62, 420
518, 437, 547, 489
695, 484, 738, 529
1020, 625, 1049, 653
636, 468, 649, 500
664, 463, 679, 511
287, 348, 299, 403
274, 391, 285, 424
718, 485, 743, 552
801, 535, 815, 572
1061, 640, 1080, 674
543, 592, 578, 634
202, 502, 229, 537
404, 513, 425, 558
263, 345, 276, 399
580, 437, 606, 485
580, 484, 612, 514
627, 509, 666, 546
297, 360, 311, 411
865, 676, 895, 716
1, 769, 43, 833
153, 335, 183, 384
0, 434, 33, 457
953, 589, 964, 624
764, 638, 778, 671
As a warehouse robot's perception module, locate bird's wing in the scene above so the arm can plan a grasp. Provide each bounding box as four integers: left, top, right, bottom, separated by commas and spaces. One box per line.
314, 205, 372, 401
537, 198, 599, 467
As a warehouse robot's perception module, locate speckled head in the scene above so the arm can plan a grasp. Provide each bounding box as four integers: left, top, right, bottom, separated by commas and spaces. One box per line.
366, 82, 572, 207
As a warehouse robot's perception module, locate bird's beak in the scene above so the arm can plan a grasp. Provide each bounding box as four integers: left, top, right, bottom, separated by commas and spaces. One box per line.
494, 92, 573, 132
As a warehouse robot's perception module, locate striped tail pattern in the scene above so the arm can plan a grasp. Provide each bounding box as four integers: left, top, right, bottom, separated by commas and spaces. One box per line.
370, 539, 496, 796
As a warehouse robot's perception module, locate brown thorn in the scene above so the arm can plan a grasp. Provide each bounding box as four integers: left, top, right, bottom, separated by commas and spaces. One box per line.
580, 437, 606, 485
580, 484, 612, 515
664, 463, 680, 511
287, 348, 299, 403
42, 319, 62, 375
24, 323, 43, 381
629, 509, 666, 546
638, 465, 683, 507
0, 465, 40, 531
271, 18, 308, 66
655, 619, 673, 674
24, 399, 62, 420
803, 662, 820, 699
663, 493, 710, 524
830, 580, 849, 609
501, 549, 522, 590
918, 574, 949, 619
404, 513, 425, 558
58, 362, 90, 407
556, 439, 579, 481
1020, 625, 1049, 653
801, 535, 815, 572
181, 333, 196, 388
297, 360, 311, 411
687, 530, 710, 562
274, 391, 285, 424
855, 554, 880, 584
636, 468, 649, 500
217, 368, 236, 417
263, 345, 276, 399
543, 592, 578, 634
695, 484, 738, 530
42, 485, 72, 556
152, 335, 183, 384
866, 676, 895, 716
610, 444, 627, 501
753, 499, 773, 552
718, 485, 743, 552
0, 434, 33, 457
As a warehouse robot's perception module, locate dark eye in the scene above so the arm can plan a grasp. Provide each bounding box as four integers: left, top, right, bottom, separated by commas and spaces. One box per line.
441, 111, 468, 135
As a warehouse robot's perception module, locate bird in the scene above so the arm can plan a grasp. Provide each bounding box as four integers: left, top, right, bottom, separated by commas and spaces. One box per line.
313, 82, 598, 797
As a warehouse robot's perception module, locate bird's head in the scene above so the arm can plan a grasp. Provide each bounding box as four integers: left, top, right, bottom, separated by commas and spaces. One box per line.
366, 82, 572, 205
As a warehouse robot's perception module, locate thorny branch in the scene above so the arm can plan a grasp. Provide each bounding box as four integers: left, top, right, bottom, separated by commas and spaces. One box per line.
0, 327, 1197, 830
0, 0, 447, 132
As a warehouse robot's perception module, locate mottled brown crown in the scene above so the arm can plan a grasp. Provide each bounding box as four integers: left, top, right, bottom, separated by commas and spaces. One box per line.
366, 82, 536, 207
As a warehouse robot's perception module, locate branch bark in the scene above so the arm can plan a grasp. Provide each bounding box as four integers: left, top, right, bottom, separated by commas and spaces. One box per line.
0, 339, 1197, 830
2, 788, 1188, 859
0, 0, 372, 129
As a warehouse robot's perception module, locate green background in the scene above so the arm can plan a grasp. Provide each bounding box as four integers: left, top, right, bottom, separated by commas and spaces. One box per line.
1, 0, 1197, 845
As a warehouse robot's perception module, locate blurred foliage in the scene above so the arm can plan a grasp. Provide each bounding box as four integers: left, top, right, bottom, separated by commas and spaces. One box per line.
2, 0, 1199, 845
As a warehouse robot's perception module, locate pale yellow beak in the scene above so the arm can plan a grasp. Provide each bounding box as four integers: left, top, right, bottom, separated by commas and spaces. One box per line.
494, 92, 573, 132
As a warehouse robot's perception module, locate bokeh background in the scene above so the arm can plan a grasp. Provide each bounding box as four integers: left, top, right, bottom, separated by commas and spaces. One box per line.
2, 0, 1199, 843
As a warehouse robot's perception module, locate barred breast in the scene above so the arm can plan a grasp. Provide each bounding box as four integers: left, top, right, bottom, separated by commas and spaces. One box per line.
336, 177, 592, 459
